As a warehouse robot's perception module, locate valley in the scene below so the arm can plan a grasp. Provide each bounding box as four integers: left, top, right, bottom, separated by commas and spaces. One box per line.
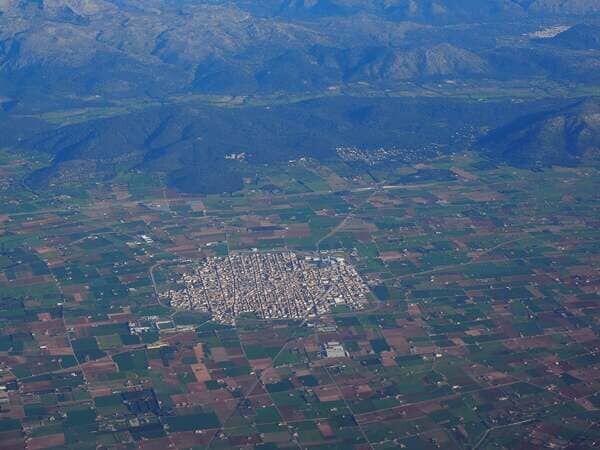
0, 148, 598, 448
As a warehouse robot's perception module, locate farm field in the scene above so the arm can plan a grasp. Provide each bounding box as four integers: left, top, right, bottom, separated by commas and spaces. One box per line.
0, 150, 599, 449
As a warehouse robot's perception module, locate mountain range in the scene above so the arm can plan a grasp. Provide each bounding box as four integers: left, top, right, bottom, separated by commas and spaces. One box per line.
1, 0, 600, 99
1, 0, 600, 193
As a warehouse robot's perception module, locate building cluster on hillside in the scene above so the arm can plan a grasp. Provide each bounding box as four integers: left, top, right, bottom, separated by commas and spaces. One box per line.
165, 251, 369, 324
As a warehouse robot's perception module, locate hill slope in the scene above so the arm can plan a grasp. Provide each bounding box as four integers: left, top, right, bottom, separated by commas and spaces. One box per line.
480, 98, 600, 166
542, 24, 600, 49
17, 97, 555, 192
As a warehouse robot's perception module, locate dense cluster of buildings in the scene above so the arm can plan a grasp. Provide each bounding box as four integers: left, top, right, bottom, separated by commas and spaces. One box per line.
166, 252, 370, 324
336, 145, 438, 166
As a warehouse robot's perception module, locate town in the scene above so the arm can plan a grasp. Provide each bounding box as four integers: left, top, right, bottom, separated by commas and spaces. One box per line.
166, 252, 370, 324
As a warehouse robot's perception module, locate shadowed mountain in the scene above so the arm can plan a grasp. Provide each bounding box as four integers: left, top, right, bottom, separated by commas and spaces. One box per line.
480, 98, 600, 167
541, 24, 600, 50
16, 97, 556, 193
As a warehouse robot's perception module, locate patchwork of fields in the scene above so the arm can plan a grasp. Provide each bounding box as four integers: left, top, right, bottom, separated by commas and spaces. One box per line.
0, 149, 598, 449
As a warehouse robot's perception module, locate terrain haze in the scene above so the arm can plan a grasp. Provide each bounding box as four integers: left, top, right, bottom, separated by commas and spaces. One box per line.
0, 2, 599, 450
0, 0, 599, 190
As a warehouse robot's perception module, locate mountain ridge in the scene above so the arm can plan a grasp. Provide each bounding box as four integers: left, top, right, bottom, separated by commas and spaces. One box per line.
1, 0, 600, 98
480, 98, 600, 167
